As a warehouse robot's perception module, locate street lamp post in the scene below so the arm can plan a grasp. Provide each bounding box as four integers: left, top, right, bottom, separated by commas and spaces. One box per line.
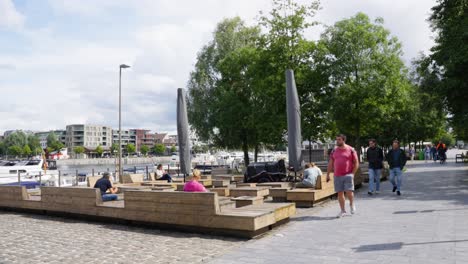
118, 64, 130, 183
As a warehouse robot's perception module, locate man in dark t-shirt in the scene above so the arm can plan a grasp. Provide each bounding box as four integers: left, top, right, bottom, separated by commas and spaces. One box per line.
94, 172, 119, 201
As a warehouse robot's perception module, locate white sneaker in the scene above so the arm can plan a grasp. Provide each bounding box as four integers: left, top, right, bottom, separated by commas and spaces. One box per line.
350, 205, 356, 214
337, 211, 347, 218
375, 191, 379, 194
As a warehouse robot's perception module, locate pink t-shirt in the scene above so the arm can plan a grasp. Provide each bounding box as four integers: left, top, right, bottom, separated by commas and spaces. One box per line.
330, 146, 357, 176
183, 180, 207, 192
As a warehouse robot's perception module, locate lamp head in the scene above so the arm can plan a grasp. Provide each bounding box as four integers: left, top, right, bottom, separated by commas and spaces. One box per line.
120, 64, 131, 69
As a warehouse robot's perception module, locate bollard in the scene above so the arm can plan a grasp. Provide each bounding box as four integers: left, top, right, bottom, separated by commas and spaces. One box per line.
134, 166, 137, 174
76, 170, 79, 186
58, 170, 61, 187
92, 168, 95, 176
17, 170, 21, 186
146, 166, 149, 181
39, 171, 42, 188
203, 162, 206, 174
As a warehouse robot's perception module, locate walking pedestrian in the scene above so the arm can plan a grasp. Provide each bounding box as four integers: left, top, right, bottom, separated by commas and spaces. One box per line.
385, 140, 407, 196
366, 139, 384, 195
424, 145, 432, 163
327, 134, 359, 218
431, 145, 438, 162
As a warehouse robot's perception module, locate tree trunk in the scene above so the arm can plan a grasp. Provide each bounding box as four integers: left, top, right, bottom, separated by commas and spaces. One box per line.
242, 141, 249, 167
309, 137, 312, 163
354, 119, 361, 162
254, 144, 259, 162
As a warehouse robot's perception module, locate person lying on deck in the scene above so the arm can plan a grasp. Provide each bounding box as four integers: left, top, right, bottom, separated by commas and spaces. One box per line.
183, 169, 207, 192
295, 163, 322, 188
94, 172, 119, 201
155, 164, 173, 182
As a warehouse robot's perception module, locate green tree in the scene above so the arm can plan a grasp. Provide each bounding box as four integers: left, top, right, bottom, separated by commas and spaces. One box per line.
22, 145, 32, 157
170, 145, 177, 153
126, 144, 136, 155
153, 144, 166, 156
46, 133, 58, 147
428, 0, 468, 139
140, 145, 149, 156
111, 143, 119, 157
0, 142, 5, 157
95, 145, 104, 157
4, 131, 28, 148
74, 146, 85, 158
188, 17, 261, 165
27, 135, 41, 155
8, 145, 22, 157
321, 13, 413, 153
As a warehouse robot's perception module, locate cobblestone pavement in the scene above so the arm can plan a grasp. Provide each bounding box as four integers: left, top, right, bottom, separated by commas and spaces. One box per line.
210, 150, 468, 264
0, 213, 243, 264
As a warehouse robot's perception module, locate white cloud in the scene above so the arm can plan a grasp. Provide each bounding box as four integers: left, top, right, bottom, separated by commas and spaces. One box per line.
0, 0, 25, 30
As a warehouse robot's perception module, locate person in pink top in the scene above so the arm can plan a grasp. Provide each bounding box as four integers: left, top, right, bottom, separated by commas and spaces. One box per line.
327, 134, 359, 218
183, 169, 207, 192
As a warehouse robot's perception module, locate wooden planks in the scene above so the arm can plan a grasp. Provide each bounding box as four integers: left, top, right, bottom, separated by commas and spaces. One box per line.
230, 187, 270, 198
231, 196, 264, 208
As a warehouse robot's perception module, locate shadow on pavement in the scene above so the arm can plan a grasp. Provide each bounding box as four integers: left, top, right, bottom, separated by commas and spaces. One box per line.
353, 239, 468, 252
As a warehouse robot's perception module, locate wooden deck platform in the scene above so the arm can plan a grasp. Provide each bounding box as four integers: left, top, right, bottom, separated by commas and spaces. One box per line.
0, 186, 295, 238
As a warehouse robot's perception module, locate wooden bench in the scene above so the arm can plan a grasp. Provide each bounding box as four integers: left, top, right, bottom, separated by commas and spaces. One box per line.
257, 182, 293, 188
210, 188, 230, 197
270, 188, 289, 202
231, 196, 264, 208
284, 175, 336, 208
0, 186, 295, 238
212, 180, 230, 187
236, 183, 257, 188
230, 187, 270, 198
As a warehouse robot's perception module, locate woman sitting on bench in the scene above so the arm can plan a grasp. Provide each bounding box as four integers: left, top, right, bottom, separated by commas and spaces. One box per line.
295, 163, 322, 188
183, 169, 207, 192
155, 164, 173, 182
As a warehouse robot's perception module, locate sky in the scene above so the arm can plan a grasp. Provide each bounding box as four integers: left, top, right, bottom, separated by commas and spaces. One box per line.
0, 0, 437, 135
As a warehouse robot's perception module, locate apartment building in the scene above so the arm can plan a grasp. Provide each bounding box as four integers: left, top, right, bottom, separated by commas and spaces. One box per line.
133, 129, 155, 151
65, 124, 113, 153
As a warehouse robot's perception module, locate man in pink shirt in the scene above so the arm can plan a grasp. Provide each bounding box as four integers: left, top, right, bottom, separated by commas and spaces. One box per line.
327, 134, 359, 218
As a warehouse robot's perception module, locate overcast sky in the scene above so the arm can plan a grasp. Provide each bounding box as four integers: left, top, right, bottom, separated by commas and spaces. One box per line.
0, 0, 437, 135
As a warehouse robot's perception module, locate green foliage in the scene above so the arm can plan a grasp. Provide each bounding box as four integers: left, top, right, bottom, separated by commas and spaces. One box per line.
170, 145, 177, 153
111, 143, 118, 156
429, 0, 468, 139
153, 144, 166, 155
27, 135, 41, 153
188, 1, 325, 164
321, 13, 414, 150
4, 131, 27, 148
126, 143, 136, 154
46, 133, 64, 151
22, 145, 32, 156
96, 145, 104, 157
73, 146, 85, 155
8, 145, 22, 156
140, 145, 149, 156
192, 144, 209, 153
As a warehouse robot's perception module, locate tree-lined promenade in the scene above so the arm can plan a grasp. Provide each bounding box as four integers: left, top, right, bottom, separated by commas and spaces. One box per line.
188, 0, 467, 164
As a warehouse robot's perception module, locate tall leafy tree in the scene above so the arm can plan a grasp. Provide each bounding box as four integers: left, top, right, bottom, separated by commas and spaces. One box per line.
27, 135, 41, 154
321, 13, 413, 153
111, 143, 118, 157
8, 145, 22, 157
22, 145, 32, 157
73, 146, 85, 158
188, 17, 261, 165
140, 145, 149, 156
153, 144, 166, 156
126, 144, 136, 155
96, 145, 104, 157
428, 0, 468, 139
4, 131, 28, 148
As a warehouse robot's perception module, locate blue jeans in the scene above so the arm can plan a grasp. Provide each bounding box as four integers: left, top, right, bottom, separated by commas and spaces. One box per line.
389, 168, 403, 191
102, 194, 118, 201
368, 168, 381, 192
158, 174, 173, 182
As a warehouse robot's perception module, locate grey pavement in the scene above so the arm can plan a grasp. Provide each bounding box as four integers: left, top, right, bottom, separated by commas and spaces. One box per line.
210, 150, 468, 264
